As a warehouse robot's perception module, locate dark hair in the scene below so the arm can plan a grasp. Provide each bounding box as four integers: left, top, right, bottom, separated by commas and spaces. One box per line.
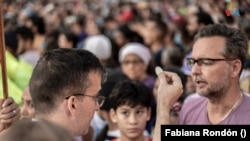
99, 69, 129, 111
44, 29, 60, 52
75, 14, 86, 28
161, 46, 185, 68
60, 30, 78, 48
195, 10, 214, 26
146, 17, 168, 41
28, 14, 46, 34
15, 26, 34, 41
2, 118, 75, 141
109, 80, 154, 110
29, 48, 105, 114
116, 24, 144, 44
194, 24, 248, 75
4, 31, 18, 52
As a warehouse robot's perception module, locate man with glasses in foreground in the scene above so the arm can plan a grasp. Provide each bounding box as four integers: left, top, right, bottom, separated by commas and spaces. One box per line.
153, 24, 250, 140
29, 48, 106, 136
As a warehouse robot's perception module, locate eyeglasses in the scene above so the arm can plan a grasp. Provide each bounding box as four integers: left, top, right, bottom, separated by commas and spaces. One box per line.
65, 93, 106, 107
186, 58, 235, 69
122, 59, 143, 65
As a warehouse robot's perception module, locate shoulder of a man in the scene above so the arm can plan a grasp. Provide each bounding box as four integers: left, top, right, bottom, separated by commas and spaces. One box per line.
178, 93, 207, 124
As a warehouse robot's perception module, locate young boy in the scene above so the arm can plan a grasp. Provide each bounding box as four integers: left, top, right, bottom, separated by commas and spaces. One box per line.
109, 80, 154, 141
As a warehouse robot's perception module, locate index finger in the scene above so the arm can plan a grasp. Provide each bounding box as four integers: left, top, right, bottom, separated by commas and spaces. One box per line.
0, 98, 3, 108
159, 71, 183, 86
2, 97, 14, 108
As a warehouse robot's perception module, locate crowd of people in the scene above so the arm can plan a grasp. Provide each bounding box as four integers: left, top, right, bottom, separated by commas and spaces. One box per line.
0, 0, 250, 141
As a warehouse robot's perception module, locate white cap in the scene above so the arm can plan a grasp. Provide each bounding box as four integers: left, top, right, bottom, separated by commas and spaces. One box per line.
83, 35, 112, 60
119, 42, 151, 65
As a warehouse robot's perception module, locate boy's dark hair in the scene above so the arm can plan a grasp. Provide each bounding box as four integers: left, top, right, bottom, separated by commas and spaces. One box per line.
109, 80, 154, 110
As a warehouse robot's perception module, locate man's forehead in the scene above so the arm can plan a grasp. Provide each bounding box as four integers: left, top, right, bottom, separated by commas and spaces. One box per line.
192, 37, 225, 57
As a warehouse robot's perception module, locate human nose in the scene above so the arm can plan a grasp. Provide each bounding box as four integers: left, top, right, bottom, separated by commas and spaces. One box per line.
20, 105, 28, 117
128, 114, 137, 124
191, 62, 202, 75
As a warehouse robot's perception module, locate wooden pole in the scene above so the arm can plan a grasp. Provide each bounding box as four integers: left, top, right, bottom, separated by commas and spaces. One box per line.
0, 0, 8, 99
0, 1, 10, 130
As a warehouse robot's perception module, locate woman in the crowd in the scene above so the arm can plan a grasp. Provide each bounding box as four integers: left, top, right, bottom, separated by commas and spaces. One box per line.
119, 42, 155, 92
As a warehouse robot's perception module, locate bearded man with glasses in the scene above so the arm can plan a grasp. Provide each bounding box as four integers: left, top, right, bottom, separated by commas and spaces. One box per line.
153, 24, 250, 140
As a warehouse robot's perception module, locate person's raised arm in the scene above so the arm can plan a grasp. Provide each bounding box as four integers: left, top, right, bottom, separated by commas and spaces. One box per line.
153, 71, 183, 141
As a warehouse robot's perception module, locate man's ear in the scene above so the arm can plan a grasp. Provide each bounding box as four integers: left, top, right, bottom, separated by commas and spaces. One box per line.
109, 108, 117, 123
67, 97, 77, 116
231, 59, 242, 78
